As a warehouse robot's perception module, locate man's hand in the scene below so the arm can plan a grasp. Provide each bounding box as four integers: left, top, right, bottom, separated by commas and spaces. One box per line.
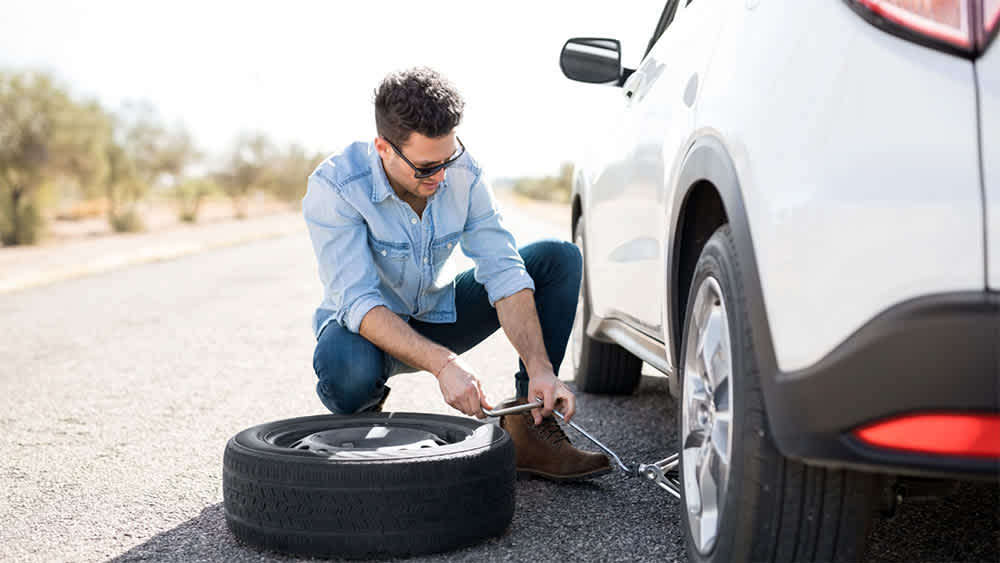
435, 355, 493, 418
527, 369, 576, 425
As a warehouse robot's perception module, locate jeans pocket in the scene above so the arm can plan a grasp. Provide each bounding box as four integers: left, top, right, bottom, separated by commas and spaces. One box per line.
368, 235, 410, 288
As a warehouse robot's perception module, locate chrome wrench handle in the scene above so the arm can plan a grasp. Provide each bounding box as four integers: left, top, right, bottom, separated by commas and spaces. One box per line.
482, 401, 546, 417
552, 409, 633, 474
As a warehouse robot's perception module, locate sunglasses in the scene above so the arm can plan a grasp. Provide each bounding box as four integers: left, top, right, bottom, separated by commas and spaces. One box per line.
384, 136, 465, 179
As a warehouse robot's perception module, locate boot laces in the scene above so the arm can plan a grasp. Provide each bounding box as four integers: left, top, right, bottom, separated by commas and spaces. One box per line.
533, 414, 570, 445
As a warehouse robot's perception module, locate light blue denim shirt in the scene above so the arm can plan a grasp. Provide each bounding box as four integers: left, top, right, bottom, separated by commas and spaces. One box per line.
303, 141, 534, 337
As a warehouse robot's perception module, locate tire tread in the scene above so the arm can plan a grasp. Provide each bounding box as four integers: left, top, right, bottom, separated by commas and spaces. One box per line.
222, 416, 515, 559
682, 226, 876, 563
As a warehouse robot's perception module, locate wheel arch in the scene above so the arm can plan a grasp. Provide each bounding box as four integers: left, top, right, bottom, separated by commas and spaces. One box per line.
666, 136, 780, 409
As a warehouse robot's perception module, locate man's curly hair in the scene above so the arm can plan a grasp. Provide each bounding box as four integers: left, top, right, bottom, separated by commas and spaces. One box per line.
374, 67, 464, 146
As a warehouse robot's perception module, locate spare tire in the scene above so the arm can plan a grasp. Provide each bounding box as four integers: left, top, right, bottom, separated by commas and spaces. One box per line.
223, 412, 515, 559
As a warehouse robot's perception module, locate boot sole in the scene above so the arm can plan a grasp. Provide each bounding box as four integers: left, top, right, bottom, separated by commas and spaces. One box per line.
516, 466, 613, 482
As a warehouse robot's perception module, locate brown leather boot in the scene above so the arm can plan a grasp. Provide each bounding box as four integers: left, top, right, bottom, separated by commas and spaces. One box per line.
498, 397, 612, 481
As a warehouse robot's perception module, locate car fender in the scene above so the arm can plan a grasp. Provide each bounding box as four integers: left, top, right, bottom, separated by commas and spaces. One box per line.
665, 135, 783, 432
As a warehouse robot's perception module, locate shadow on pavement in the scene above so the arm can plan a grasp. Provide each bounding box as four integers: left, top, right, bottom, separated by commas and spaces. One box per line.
106, 503, 310, 563
866, 479, 1000, 563
106, 373, 998, 563
106, 375, 683, 563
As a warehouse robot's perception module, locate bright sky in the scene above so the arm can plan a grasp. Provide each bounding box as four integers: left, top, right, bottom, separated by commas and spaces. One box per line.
1, 1, 662, 179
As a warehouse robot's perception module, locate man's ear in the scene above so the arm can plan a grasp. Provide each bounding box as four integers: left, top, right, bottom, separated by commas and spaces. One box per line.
373, 136, 390, 156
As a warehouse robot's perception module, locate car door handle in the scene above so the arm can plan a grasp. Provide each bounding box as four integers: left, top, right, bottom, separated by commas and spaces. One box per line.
624, 72, 644, 100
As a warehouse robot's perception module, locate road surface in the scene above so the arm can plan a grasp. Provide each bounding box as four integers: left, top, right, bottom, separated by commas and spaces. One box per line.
1, 200, 996, 562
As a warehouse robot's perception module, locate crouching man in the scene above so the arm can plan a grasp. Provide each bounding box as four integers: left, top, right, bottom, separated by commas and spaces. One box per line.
303, 67, 610, 481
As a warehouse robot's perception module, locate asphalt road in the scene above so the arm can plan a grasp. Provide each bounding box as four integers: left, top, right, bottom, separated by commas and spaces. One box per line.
1, 202, 997, 563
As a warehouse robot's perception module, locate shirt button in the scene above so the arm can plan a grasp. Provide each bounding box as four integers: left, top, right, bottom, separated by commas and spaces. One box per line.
381, 250, 387, 256
447, 243, 453, 249
410, 218, 418, 225
423, 257, 428, 264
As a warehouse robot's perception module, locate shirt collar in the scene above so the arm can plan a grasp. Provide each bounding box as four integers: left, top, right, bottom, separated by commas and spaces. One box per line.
367, 141, 450, 203
368, 142, 394, 203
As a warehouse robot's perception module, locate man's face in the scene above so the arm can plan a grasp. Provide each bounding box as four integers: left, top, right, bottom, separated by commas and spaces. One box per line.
375, 131, 459, 201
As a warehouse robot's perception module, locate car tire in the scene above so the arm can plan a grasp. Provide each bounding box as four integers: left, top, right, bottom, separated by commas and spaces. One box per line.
223, 413, 515, 559
571, 217, 643, 394
679, 225, 876, 563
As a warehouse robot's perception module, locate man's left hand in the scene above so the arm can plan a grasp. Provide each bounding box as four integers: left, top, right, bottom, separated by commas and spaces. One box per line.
526, 369, 576, 425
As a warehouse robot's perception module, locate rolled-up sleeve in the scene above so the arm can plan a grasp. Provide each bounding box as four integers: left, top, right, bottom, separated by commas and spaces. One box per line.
303, 174, 385, 333
460, 170, 535, 306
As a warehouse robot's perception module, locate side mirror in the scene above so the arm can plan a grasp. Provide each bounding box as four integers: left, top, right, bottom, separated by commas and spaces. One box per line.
559, 37, 622, 85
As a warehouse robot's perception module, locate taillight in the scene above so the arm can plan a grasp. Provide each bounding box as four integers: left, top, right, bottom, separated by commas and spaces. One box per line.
854, 413, 1000, 458
848, 0, 1000, 56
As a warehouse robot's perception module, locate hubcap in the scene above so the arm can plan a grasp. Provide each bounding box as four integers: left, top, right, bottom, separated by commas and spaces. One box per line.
682, 276, 733, 554
289, 426, 450, 457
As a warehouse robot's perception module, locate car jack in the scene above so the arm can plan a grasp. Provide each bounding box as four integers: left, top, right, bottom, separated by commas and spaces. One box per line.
484, 400, 680, 498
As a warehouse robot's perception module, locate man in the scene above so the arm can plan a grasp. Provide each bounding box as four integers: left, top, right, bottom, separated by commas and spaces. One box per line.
303, 67, 610, 481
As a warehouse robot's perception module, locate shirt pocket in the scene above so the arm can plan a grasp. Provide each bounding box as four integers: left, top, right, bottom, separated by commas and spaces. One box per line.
431, 231, 462, 268
368, 235, 410, 288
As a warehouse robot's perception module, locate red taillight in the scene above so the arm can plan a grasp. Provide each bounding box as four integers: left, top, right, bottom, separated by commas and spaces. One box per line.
855, 413, 1000, 458
853, 0, 1000, 55
986, 0, 1000, 33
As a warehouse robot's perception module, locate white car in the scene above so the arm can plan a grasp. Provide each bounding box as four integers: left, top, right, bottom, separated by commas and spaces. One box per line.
561, 1, 999, 562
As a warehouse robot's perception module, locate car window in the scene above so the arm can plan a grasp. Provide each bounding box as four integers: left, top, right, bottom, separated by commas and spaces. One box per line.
643, 0, 682, 59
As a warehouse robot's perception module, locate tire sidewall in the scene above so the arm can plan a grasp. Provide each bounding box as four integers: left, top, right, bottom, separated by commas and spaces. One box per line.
572, 218, 593, 373
223, 413, 516, 559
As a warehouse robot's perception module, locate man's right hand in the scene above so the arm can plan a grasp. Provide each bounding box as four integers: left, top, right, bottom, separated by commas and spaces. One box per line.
435, 355, 492, 418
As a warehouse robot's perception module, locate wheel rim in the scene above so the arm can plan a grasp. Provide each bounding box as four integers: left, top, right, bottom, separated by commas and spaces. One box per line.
682, 276, 734, 554
266, 422, 476, 460
571, 231, 585, 369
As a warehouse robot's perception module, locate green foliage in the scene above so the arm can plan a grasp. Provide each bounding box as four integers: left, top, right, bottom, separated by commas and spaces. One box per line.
109, 209, 144, 233
105, 102, 198, 226
0, 71, 111, 245
0, 194, 44, 245
0, 68, 320, 243
270, 144, 324, 205
217, 132, 276, 219
174, 177, 218, 223
510, 162, 573, 204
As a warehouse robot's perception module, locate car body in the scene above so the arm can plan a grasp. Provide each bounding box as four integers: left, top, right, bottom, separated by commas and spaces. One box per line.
562, 1, 999, 561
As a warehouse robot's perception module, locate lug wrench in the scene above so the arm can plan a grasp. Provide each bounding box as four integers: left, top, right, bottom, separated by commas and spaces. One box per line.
483, 399, 681, 498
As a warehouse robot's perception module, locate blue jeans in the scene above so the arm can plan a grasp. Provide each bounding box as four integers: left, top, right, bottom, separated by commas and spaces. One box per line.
312, 238, 582, 414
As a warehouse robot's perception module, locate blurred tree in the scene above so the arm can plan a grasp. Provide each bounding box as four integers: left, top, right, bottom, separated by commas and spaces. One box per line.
174, 176, 218, 223
157, 127, 199, 188
510, 162, 573, 204
270, 143, 324, 205
0, 71, 110, 245
105, 102, 198, 231
218, 132, 276, 219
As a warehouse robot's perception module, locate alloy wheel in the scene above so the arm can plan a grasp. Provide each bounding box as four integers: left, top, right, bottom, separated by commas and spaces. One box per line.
681, 275, 734, 554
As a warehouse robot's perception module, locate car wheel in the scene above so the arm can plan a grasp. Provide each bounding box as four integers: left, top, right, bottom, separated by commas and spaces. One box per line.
679, 225, 876, 563
223, 412, 515, 559
571, 217, 643, 394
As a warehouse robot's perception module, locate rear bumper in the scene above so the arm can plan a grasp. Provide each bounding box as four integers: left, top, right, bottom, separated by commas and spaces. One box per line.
764, 292, 1000, 479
